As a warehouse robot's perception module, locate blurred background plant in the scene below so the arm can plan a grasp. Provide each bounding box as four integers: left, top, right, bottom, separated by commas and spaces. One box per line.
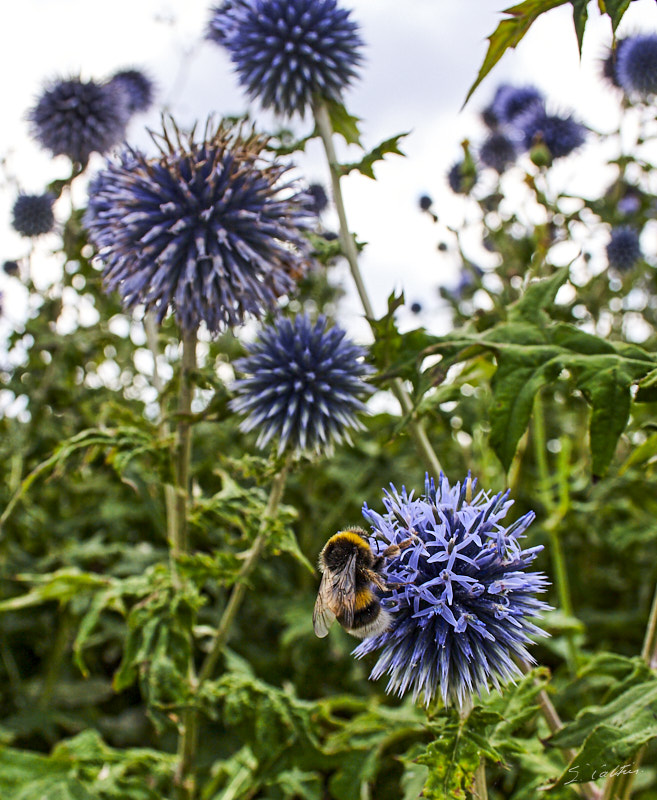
1, 2, 657, 799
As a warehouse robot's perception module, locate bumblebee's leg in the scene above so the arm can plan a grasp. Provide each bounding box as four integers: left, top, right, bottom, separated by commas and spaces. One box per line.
361, 568, 388, 591
380, 534, 419, 560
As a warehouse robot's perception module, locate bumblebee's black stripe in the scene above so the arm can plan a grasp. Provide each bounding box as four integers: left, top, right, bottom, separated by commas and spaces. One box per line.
338, 596, 381, 630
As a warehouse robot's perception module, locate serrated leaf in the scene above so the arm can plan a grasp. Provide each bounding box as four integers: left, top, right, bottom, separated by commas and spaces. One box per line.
338, 133, 409, 179
464, 0, 568, 104
324, 99, 362, 146
570, 0, 588, 51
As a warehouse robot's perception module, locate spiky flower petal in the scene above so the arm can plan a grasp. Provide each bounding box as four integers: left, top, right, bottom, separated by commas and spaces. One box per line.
606, 226, 642, 271
107, 69, 155, 114
85, 119, 313, 333
11, 193, 55, 237
617, 34, 657, 96
210, 0, 364, 117
28, 76, 129, 164
230, 314, 373, 455
353, 474, 550, 708
484, 84, 544, 128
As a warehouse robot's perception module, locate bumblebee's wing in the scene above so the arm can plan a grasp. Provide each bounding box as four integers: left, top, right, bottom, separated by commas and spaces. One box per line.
313, 551, 358, 638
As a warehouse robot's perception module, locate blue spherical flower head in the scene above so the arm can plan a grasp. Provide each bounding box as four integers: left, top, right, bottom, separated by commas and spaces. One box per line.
107, 69, 155, 114
447, 160, 477, 195
479, 133, 517, 174
84, 119, 314, 333
306, 182, 329, 216
11, 193, 55, 237
617, 34, 657, 96
518, 108, 587, 159
601, 37, 630, 88
230, 314, 374, 456
28, 76, 129, 165
486, 84, 544, 127
353, 474, 550, 708
607, 226, 642, 271
211, 0, 364, 117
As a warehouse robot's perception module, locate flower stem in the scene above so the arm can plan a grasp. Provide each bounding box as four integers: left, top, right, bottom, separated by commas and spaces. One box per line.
198, 458, 291, 684
170, 327, 197, 800
532, 392, 579, 672
312, 100, 443, 479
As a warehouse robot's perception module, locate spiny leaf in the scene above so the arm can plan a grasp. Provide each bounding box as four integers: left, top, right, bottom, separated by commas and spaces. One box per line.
338, 133, 409, 179
464, 0, 568, 104
600, 0, 634, 31
570, 0, 589, 52
324, 99, 362, 146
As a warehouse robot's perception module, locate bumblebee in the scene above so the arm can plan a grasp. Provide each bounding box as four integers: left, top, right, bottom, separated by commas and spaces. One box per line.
313, 527, 408, 639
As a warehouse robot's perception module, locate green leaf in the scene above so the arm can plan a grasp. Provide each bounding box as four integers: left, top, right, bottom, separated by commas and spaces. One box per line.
570, 0, 588, 52
548, 678, 657, 786
338, 133, 409, 179
324, 99, 362, 146
600, 0, 633, 30
464, 0, 568, 104
0, 568, 113, 612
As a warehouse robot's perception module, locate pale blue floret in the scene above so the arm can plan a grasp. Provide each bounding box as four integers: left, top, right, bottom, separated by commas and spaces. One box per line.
354, 474, 550, 708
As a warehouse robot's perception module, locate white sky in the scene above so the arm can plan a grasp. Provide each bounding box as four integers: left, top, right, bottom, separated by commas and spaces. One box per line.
2, 0, 657, 340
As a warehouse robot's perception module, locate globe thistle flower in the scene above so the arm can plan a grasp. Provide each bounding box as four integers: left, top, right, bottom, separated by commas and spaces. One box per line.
210, 0, 364, 117
11, 193, 55, 237
606, 226, 642, 271
447, 160, 477, 195
3, 260, 20, 276
106, 69, 155, 114
517, 108, 587, 159
85, 119, 313, 333
353, 474, 550, 708
28, 76, 129, 164
306, 182, 329, 216
601, 37, 630, 88
485, 84, 544, 128
478, 133, 517, 173
617, 34, 657, 96
230, 314, 373, 456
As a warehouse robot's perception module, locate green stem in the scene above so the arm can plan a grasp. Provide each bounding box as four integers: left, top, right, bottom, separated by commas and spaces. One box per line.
532, 393, 579, 672
198, 458, 291, 684
170, 327, 197, 800
312, 100, 443, 480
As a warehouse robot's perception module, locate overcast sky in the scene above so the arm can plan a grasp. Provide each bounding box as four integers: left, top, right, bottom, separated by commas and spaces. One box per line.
2, 0, 657, 339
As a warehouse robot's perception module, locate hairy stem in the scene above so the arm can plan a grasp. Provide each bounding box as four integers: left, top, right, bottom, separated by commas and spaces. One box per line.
312, 100, 443, 479
170, 327, 197, 800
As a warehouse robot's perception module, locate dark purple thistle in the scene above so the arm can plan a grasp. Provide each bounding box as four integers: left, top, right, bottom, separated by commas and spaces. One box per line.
209, 0, 364, 117
617, 34, 657, 97
478, 133, 517, 174
601, 37, 630, 89
28, 76, 130, 165
606, 226, 642, 272
84, 119, 314, 333
447, 160, 477, 195
486, 84, 544, 127
106, 69, 155, 114
517, 108, 587, 159
230, 314, 373, 456
11, 193, 55, 237
353, 474, 550, 708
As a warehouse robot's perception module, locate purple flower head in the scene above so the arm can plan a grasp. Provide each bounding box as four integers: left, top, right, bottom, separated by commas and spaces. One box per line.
478, 133, 517, 173
106, 69, 155, 114
230, 314, 373, 456
601, 37, 630, 88
84, 118, 313, 333
306, 182, 329, 216
11, 193, 55, 237
447, 160, 477, 195
209, 0, 364, 117
353, 474, 550, 708
617, 34, 657, 96
486, 84, 544, 127
606, 226, 642, 271
517, 108, 587, 159
28, 76, 129, 165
